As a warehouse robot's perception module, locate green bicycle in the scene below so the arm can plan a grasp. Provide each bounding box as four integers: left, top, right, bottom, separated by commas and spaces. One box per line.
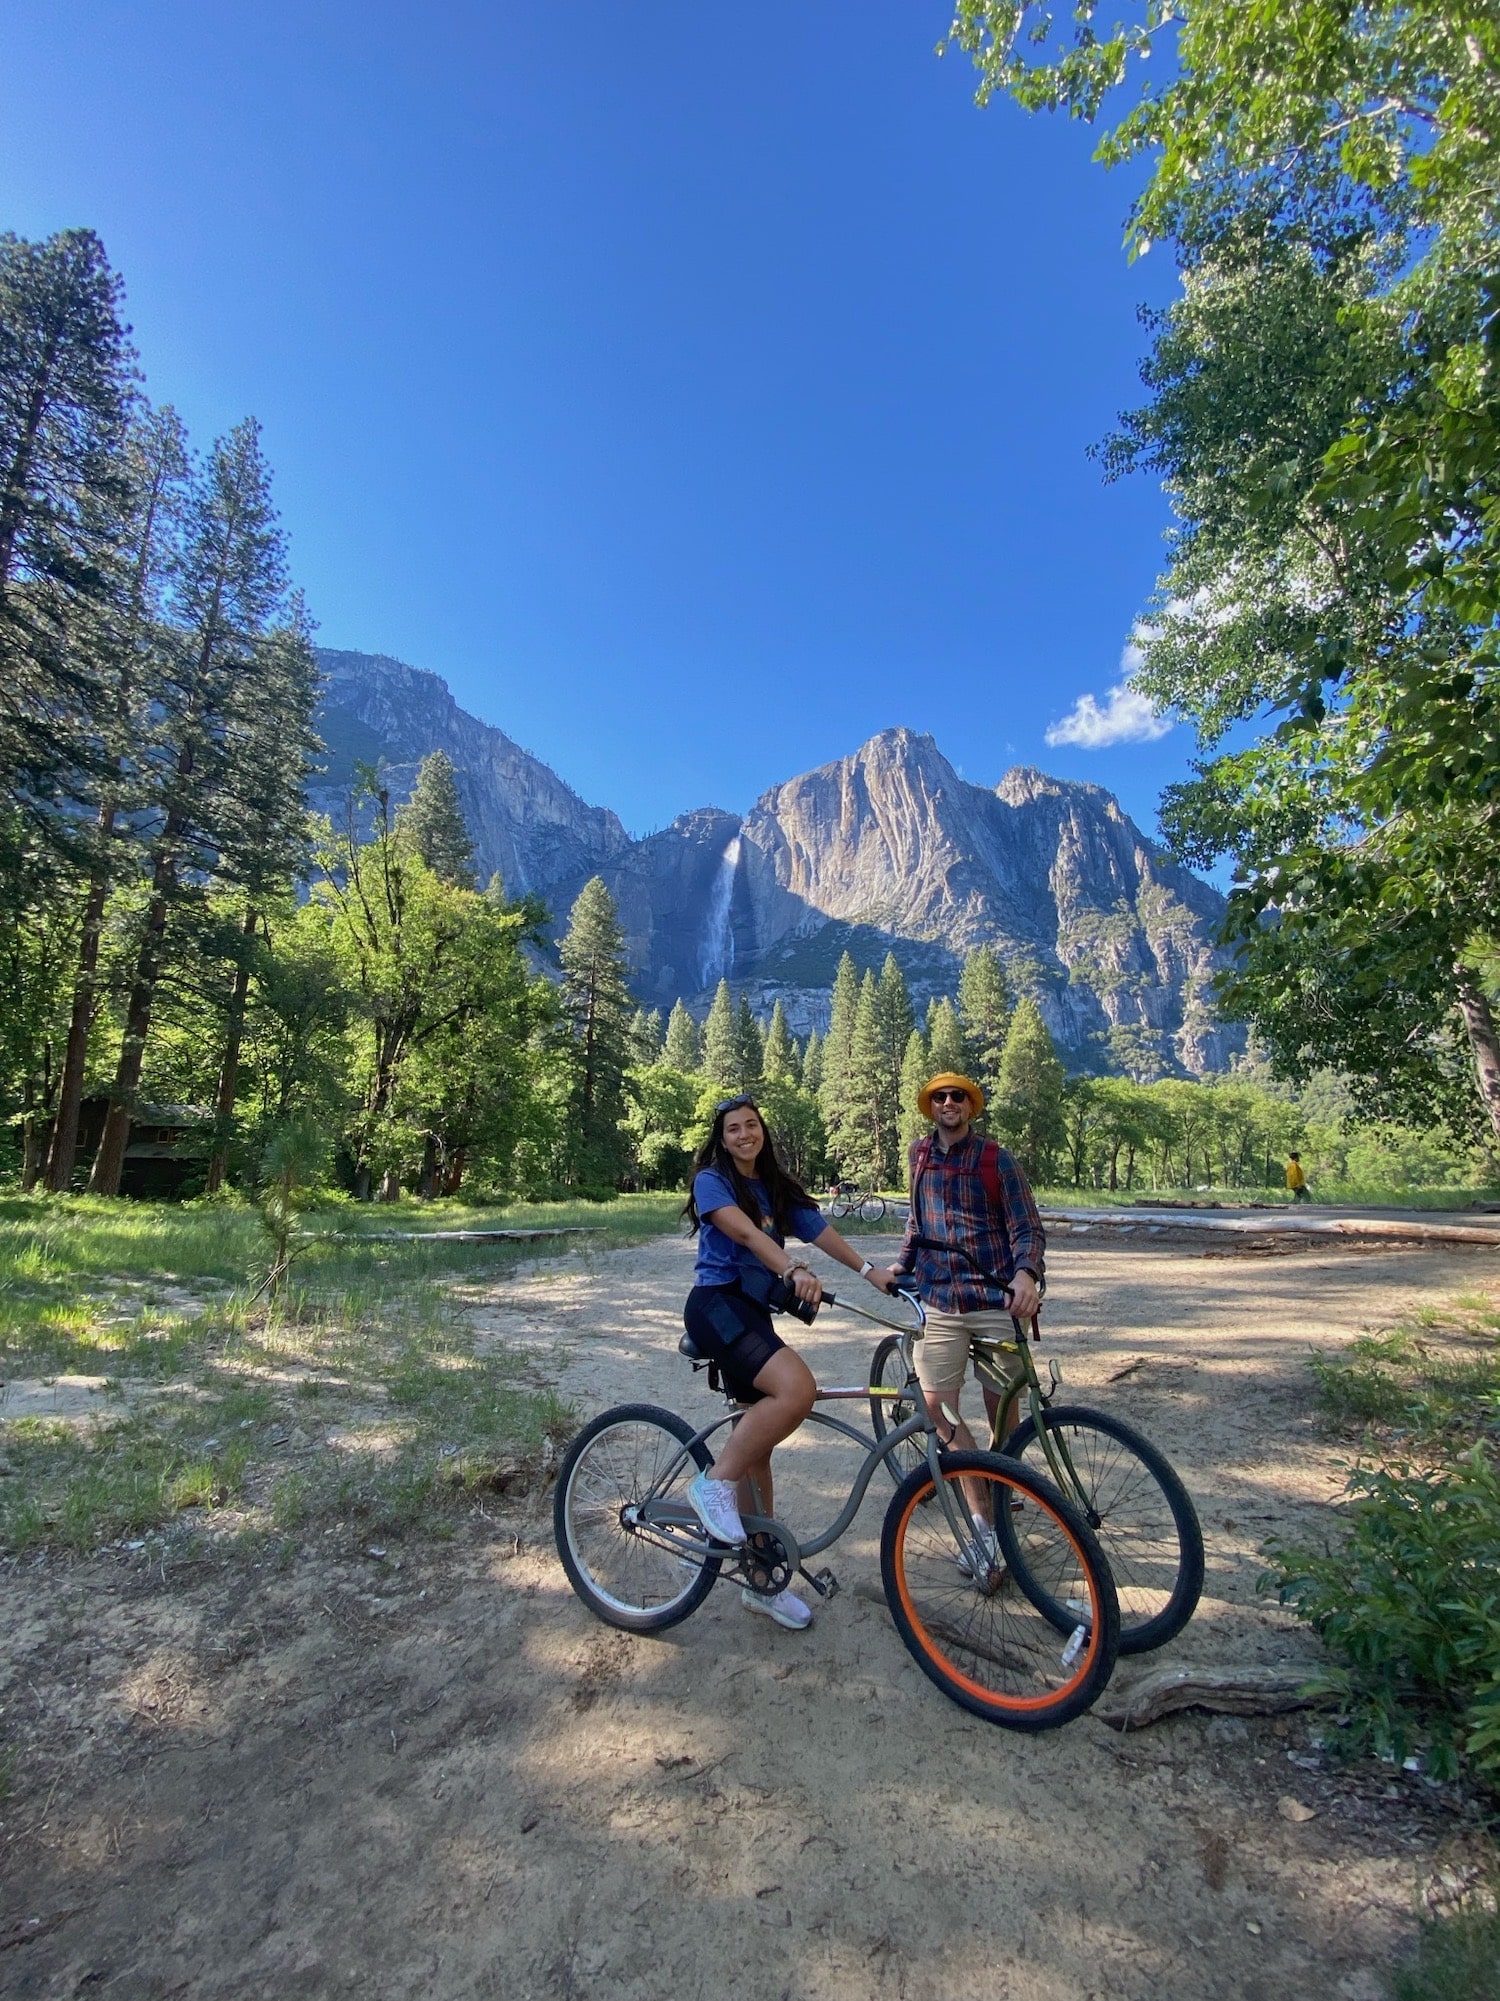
868, 1238, 1204, 1656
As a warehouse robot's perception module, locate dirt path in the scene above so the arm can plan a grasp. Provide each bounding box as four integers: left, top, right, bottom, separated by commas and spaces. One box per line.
3, 1229, 1494, 2000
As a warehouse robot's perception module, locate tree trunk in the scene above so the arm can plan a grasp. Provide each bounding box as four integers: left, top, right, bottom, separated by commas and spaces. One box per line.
378, 1168, 401, 1202
20, 1077, 49, 1191
1455, 967, 1500, 1149
88, 855, 174, 1196
418, 1131, 440, 1200
441, 1147, 466, 1197
44, 812, 117, 1191
205, 906, 258, 1192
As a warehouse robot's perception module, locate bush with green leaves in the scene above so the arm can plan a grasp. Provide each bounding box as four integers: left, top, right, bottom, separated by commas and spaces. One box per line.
1267, 1446, 1500, 1786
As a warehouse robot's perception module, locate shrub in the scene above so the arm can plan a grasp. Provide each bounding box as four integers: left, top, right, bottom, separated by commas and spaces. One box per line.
1266, 1447, 1500, 1786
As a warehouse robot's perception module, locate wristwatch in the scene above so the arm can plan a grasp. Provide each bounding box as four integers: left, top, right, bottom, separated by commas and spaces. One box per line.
858, 1258, 874, 1278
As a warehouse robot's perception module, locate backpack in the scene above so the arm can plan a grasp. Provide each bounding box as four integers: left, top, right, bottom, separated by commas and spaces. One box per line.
907, 1130, 1005, 1225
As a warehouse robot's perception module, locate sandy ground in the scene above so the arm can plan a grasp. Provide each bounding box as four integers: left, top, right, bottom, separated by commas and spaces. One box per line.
3, 1226, 1496, 2001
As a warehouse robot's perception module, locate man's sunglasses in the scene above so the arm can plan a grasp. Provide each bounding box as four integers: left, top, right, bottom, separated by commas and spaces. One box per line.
929, 1088, 970, 1104
715, 1095, 757, 1116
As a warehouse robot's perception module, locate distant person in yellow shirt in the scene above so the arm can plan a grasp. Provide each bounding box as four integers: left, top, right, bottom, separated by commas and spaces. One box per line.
1286, 1152, 1311, 1203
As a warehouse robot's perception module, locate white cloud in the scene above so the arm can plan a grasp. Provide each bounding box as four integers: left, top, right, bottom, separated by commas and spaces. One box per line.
1044, 641, 1171, 750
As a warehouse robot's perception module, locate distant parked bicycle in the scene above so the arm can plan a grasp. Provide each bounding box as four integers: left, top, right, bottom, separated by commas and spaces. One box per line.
868, 1236, 1204, 1657
828, 1184, 888, 1223
554, 1283, 1121, 1730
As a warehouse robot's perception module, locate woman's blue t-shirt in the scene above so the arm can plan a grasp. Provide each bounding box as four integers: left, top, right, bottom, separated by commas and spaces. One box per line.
692, 1169, 826, 1288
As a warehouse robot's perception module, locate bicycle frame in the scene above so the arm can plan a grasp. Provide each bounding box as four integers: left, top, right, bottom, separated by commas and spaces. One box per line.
630, 1289, 985, 1583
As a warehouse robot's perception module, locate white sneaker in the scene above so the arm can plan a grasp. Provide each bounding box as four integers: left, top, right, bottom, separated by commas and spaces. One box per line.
741, 1586, 813, 1630
956, 1523, 1005, 1581
687, 1474, 746, 1546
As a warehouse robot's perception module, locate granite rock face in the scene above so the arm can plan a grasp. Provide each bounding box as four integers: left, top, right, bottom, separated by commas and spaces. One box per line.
310, 650, 631, 896
309, 656, 1240, 1074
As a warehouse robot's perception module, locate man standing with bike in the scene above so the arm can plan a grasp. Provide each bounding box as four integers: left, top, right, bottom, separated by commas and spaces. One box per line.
891, 1071, 1045, 1569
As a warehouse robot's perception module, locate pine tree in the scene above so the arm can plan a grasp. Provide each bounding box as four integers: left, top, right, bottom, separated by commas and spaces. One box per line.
735, 995, 764, 1092
993, 996, 1066, 1184
873, 954, 914, 1145
0, 228, 137, 821
397, 749, 475, 888
701, 979, 739, 1091
628, 1006, 664, 1064
91, 418, 292, 1195
762, 999, 796, 1082
900, 1025, 931, 1163
664, 997, 701, 1072
925, 995, 971, 1080
843, 972, 886, 1184
958, 945, 1013, 1110
43, 404, 190, 1191
801, 1027, 824, 1096
818, 951, 861, 1168
557, 875, 635, 1189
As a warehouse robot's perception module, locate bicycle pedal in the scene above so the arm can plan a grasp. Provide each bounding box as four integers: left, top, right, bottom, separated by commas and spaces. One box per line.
800, 1567, 840, 1601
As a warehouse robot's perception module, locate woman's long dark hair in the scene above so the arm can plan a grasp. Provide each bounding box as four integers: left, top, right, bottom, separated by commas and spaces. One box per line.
682, 1098, 814, 1237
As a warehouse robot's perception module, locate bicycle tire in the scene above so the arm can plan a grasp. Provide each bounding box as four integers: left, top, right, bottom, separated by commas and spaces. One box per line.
858, 1195, 887, 1222
829, 1196, 853, 1220
868, 1331, 927, 1485
554, 1403, 721, 1633
880, 1450, 1119, 1729
996, 1404, 1204, 1655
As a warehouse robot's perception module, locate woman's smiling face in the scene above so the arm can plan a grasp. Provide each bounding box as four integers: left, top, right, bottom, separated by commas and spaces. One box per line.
722, 1105, 764, 1167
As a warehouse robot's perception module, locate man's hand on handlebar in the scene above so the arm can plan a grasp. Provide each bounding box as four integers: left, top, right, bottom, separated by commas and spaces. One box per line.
1006, 1269, 1041, 1322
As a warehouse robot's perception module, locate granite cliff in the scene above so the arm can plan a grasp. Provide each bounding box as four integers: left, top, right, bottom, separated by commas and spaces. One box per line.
311, 651, 1240, 1075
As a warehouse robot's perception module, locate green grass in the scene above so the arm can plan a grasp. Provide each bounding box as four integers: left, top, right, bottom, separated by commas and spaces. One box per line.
1030, 1184, 1500, 1211
0, 1188, 680, 1555
1393, 1876, 1500, 2000
1310, 1311, 1500, 1455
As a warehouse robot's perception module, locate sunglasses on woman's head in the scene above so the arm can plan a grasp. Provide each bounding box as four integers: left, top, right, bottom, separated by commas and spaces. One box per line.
929, 1088, 969, 1104
715, 1095, 756, 1116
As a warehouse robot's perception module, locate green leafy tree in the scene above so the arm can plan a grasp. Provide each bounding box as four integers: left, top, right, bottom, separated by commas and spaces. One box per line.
755, 1075, 828, 1188
842, 966, 912, 1187
623, 1060, 699, 1190
899, 1025, 931, 1163
925, 995, 970, 1079
397, 749, 475, 889
556, 875, 635, 1191
948, 0, 1500, 1145
818, 951, 862, 1169
664, 998, 701, 1072
992, 996, 1066, 1182
735, 994, 765, 1093
801, 1027, 824, 1097
958, 946, 1012, 1109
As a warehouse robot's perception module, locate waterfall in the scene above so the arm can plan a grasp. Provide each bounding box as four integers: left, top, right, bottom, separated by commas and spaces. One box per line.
696, 835, 741, 988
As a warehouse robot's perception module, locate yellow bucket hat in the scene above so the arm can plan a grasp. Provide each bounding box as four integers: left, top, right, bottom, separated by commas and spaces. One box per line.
917, 1071, 986, 1120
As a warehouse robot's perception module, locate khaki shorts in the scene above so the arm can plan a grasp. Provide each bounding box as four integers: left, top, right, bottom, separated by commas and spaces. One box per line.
914, 1307, 1027, 1404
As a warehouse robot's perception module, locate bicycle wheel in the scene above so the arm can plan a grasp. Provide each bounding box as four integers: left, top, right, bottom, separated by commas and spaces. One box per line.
881, 1451, 1119, 1729
997, 1405, 1204, 1655
829, 1195, 853, 1220
858, 1195, 887, 1222
554, 1403, 721, 1633
868, 1332, 927, 1485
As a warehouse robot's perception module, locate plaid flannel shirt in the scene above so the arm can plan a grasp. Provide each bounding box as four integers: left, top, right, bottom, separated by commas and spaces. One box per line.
891, 1132, 1045, 1315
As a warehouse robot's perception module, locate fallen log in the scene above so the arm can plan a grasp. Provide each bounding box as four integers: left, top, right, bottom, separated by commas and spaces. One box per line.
1094, 1664, 1330, 1732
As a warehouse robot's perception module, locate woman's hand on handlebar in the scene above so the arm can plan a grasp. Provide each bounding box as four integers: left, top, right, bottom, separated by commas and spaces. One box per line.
865, 1264, 903, 1295
788, 1265, 823, 1307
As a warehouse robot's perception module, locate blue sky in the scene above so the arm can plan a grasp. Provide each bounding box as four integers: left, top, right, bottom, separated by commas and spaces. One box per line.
1, 0, 1196, 840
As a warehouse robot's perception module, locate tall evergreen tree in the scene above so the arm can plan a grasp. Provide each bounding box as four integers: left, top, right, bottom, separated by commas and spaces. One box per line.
818, 951, 861, 1167
801, 1027, 824, 1096
203, 604, 321, 1189
843, 971, 887, 1184
397, 749, 475, 888
0, 228, 136, 825
958, 945, 1013, 1111
90, 419, 291, 1194
557, 875, 635, 1189
925, 995, 971, 1080
701, 978, 739, 1091
663, 997, 701, 1072
628, 1006, 664, 1065
43, 405, 189, 1190
899, 1025, 932, 1164
734, 994, 765, 1092
762, 999, 796, 1083
993, 996, 1066, 1184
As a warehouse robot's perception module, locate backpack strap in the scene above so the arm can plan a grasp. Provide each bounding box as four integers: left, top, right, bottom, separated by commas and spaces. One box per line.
979, 1137, 1004, 1214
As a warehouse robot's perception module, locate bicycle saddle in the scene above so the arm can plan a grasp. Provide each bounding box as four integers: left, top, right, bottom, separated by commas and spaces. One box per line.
678, 1330, 706, 1363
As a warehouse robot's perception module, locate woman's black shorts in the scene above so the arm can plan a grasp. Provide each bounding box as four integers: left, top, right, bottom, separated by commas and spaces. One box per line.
682, 1284, 786, 1403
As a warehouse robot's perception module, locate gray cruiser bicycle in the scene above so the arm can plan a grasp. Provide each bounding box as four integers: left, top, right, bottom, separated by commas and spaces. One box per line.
553, 1284, 1121, 1730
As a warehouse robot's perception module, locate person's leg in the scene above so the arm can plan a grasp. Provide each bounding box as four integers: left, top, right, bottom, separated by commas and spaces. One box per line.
738, 1457, 774, 1520
711, 1348, 815, 1487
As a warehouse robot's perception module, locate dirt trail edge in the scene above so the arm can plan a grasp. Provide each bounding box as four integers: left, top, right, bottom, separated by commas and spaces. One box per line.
3, 1230, 1494, 2001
